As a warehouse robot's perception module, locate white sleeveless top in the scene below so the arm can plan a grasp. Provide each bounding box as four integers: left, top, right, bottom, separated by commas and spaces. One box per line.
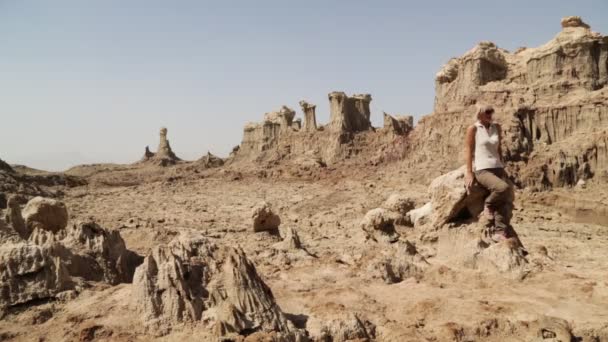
474, 121, 504, 171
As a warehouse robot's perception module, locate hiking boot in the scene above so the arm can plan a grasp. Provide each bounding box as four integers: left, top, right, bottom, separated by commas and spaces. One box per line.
479, 206, 495, 227
491, 229, 508, 242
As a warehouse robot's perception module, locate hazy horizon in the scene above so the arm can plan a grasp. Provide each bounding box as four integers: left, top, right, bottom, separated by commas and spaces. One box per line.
2, 1, 607, 171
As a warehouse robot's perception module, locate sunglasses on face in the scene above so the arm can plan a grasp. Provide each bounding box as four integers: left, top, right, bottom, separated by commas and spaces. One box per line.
484, 110, 494, 115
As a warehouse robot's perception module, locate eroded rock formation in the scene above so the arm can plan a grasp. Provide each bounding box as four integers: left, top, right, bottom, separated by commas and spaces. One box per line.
328, 92, 373, 133
198, 152, 224, 168
233, 91, 409, 168
404, 16, 608, 190
299, 100, 317, 132
0, 197, 141, 310
58, 221, 143, 285
140, 127, 181, 166
0, 241, 72, 308
383, 112, 413, 136
132, 232, 303, 339
406, 166, 528, 277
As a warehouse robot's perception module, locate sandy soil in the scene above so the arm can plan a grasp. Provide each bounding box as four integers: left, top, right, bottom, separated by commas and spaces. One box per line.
1, 163, 607, 341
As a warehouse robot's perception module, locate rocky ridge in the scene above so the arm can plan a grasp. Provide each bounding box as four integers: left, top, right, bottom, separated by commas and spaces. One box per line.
405, 16, 608, 190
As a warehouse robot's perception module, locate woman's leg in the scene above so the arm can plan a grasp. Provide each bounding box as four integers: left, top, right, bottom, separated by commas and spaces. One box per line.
474, 168, 511, 230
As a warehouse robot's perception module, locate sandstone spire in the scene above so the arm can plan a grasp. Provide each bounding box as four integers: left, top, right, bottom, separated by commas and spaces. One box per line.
328, 91, 372, 133
560, 16, 590, 29
299, 100, 317, 132
139, 127, 180, 166
155, 127, 178, 160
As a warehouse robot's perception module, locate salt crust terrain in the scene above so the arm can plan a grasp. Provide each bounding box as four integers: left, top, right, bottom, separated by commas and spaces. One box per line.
1, 16, 608, 341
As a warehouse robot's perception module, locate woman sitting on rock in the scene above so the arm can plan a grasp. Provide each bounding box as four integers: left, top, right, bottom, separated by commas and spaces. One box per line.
464, 104, 514, 241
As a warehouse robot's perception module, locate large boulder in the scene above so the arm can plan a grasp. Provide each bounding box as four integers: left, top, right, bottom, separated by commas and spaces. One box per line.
360, 208, 400, 243
251, 201, 281, 232
22, 197, 69, 234
406, 166, 491, 230
427, 166, 489, 227
26, 219, 143, 286
0, 241, 72, 308
132, 233, 304, 339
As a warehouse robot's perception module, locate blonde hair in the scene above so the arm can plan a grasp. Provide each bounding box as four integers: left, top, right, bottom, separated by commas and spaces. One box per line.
474, 104, 494, 121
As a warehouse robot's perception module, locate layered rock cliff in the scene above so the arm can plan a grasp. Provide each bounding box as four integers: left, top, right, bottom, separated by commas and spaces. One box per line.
405, 16, 608, 189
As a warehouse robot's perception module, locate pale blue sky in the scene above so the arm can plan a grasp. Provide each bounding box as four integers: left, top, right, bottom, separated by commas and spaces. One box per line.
1, 1, 607, 171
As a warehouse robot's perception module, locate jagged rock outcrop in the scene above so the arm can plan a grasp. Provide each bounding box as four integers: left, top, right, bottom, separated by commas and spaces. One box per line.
292, 118, 302, 130
239, 105, 297, 157
0, 241, 72, 308
403, 17, 608, 190
383, 113, 413, 136
233, 91, 407, 168
0, 166, 84, 199
198, 152, 224, 168
58, 221, 143, 285
328, 92, 372, 133
561, 15, 590, 29
299, 100, 317, 132
273, 227, 302, 250
0, 158, 14, 174
132, 233, 303, 339
0, 196, 141, 310
22, 197, 69, 234
140, 127, 181, 166
251, 201, 281, 232
241, 115, 285, 154
265, 106, 296, 132
26, 219, 142, 286
142, 146, 154, 160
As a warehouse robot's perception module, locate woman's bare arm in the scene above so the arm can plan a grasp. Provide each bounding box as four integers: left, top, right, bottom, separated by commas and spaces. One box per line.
464, 125, 476, 189
465, 125, 476, 173
496, 123, 503, 163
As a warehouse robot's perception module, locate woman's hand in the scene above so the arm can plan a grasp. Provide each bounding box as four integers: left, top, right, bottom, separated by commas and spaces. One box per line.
465, 170, 475, 192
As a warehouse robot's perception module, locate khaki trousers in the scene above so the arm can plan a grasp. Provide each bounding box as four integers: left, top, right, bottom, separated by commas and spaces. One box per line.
474, 168, 514, 230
